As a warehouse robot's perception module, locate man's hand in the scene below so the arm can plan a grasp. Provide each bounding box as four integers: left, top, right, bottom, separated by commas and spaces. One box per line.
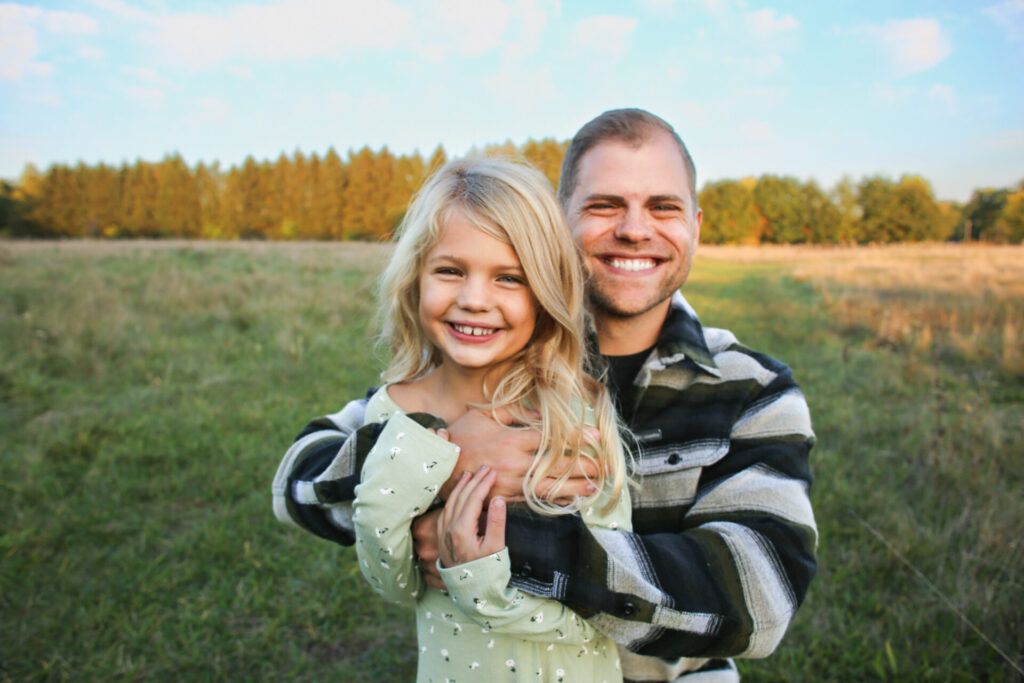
442, 406, 603, 502
411, 509, 444, 590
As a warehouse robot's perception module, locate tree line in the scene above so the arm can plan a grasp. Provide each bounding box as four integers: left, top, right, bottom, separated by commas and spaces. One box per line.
1, 139, 1022, 244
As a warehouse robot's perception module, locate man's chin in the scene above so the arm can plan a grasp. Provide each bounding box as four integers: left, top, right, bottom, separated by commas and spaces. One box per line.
586, 289, 665, 320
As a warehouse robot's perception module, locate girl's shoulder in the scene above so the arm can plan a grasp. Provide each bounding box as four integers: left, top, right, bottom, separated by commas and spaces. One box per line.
364, 384, 405, 425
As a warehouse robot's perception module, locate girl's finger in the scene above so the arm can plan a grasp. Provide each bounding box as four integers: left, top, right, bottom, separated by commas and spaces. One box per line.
482, 496, 506, 555
442, 470, 473, 528
449, 466, 495, 526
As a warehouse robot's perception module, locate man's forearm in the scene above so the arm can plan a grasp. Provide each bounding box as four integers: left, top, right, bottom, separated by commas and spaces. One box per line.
501, 360, 818, 661
503, 437, 816, 660
271, 399, 369, 545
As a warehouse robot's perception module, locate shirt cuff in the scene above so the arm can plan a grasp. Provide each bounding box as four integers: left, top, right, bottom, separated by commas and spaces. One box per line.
438, 547, 513, 609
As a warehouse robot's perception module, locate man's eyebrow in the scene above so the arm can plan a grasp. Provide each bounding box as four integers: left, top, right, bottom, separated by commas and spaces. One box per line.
581, 193, 626, 205
647, 194, 688, 206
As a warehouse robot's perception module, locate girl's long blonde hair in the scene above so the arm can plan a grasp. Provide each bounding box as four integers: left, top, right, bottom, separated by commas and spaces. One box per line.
378, 158, 627, 514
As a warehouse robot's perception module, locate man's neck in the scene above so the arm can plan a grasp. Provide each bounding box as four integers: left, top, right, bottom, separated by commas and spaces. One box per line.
593, 299, 671, 356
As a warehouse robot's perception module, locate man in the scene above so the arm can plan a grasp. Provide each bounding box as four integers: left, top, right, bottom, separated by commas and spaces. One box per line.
272, 108, 817, 681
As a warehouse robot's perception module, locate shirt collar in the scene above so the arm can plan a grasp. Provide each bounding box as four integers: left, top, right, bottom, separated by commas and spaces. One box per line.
649, 292, 721, 378
584, 291, 721, 379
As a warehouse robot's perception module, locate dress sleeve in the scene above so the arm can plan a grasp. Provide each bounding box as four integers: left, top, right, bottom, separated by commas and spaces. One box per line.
438, 547, 605, 647
353, 414, 461, 606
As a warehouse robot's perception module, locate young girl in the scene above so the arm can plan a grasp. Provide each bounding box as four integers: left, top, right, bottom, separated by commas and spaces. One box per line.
352, 158, 630, 682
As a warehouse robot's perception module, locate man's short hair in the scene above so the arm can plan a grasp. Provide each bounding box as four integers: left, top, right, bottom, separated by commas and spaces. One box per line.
557, 108, 698, 211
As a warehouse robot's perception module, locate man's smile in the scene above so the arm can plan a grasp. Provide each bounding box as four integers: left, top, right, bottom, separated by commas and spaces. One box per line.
603, 256, 659, 273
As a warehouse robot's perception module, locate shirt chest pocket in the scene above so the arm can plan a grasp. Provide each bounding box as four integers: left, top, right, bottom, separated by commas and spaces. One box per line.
629, 438, 729, 510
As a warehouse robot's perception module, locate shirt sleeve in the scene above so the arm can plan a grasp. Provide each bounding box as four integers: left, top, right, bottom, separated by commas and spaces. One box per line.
438, 547, 608, 647
353, 414, 461, 606
271, 398, 369, 544
502, 361, 818, 661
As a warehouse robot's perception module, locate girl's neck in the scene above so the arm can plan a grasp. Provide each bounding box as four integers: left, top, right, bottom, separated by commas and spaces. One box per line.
390, 361, 504, 424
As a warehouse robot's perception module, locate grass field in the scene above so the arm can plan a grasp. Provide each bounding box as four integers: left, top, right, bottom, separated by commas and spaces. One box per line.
2, 241, 1022, 681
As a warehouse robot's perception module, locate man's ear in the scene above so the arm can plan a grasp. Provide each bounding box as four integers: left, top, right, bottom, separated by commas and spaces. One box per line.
694, 208, 702, 243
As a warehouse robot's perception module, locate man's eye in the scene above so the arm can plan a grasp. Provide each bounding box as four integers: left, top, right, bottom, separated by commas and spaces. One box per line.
653, 204, 682, 212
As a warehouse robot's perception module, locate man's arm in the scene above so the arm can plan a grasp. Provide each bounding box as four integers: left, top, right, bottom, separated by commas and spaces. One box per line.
500, 356, 818, 661
272, 398, 372, 545
273, 402, 593, 548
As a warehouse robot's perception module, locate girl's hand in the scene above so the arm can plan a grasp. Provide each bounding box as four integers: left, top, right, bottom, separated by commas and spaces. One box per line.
437, 466, 506, 568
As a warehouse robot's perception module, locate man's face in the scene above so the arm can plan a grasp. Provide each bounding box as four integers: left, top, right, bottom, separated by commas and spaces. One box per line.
565, 131, 702, 321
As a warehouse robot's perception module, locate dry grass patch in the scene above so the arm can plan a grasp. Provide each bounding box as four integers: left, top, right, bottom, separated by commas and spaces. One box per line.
699, 243, 1024, 373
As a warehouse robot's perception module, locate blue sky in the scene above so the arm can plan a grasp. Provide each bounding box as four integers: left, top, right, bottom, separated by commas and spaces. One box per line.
2, 0, 1022, 201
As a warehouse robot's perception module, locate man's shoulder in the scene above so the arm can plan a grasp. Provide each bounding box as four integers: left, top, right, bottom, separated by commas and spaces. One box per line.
324, 395, 371, 431
699, 324, 794, 382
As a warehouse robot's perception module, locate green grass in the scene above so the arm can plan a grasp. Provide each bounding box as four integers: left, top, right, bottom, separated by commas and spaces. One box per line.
2, 241, 1021, 681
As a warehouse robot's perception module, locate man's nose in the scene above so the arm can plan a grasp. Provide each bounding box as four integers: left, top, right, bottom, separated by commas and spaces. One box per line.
614, 206, 653, 242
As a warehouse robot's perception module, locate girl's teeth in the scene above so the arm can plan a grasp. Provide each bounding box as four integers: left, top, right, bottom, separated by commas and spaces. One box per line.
454, 324, 492, 336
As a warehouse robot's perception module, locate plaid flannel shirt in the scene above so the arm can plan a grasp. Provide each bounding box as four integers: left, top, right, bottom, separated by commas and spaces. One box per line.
271, 292, 817, 680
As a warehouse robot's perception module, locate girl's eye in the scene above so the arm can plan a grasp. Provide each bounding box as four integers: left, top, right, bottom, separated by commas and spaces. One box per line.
435, 267, 461, 276
498, 274, 525, 285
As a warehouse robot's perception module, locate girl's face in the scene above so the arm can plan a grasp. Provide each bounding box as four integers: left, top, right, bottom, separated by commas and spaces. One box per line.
418, 209, 537, 377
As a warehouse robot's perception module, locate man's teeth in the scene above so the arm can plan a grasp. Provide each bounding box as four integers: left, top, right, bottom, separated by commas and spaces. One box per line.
609, 258, 656, 272
452, 324, 494, 336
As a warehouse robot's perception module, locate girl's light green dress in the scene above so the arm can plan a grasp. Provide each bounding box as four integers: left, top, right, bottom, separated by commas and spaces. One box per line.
353, 386, 631, 682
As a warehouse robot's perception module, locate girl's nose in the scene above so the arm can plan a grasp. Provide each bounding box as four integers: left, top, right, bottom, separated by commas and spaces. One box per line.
456, 277, 491, 311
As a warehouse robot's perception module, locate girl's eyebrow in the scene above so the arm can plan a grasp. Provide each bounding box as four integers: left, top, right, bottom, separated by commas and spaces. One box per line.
427, 252, 525, 273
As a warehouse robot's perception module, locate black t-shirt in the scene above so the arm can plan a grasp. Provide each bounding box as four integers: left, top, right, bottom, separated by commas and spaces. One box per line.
603, 345, 654, 422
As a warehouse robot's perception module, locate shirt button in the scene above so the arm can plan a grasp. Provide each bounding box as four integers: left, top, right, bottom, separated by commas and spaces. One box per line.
622, 602, 636, 617
667, 453, 681, 465
521, 562, 532, 576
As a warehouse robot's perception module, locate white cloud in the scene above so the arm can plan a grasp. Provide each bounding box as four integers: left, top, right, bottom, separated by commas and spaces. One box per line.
92, 0, 552, 69
0, 4, 96, 80
740, 120, 776, 142
426, 0, 511, 57
78, 45, 105, 59
187, 97, 231, 124
873, 84, 914, 103
483, 63, 557, 108
145, 0, 413, 68
727, 53, 784, 76
122, 66, 161, 82
984, 129, 1024, 147
502, 0, 550, 59
225, 65, 254, 79
927, 83, 955, 109
23, 92, 61, 106
127, 86, 164, 107
745, 8, 799, 38
322, 91, 389, 115
568, 15, 638, 59
861, 18, 951, 77
41, 9, 99, 34
983, 0, 1024, 41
